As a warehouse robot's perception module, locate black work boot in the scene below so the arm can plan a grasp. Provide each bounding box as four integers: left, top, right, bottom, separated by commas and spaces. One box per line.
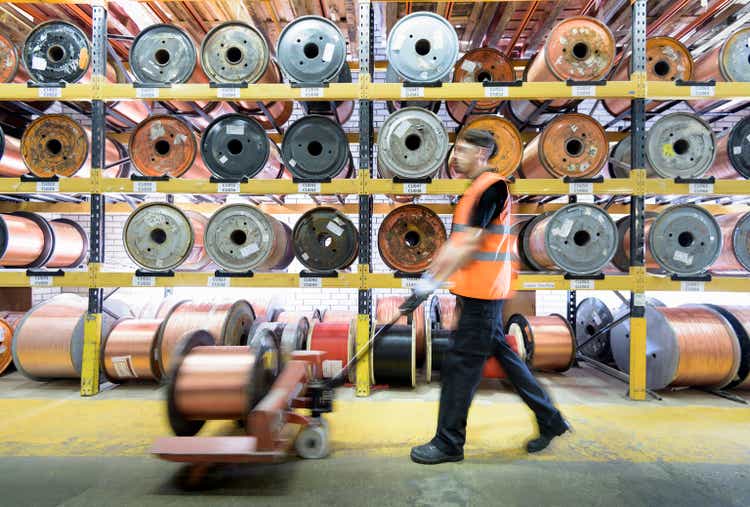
410, 443, 464, 465
526, 419, 572, 454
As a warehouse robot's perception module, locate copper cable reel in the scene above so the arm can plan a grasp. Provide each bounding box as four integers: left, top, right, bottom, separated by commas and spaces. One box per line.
378, 205, 446, 273
123, 202, 195, 271
21, 114, 89, 178
129, 115, 197, 178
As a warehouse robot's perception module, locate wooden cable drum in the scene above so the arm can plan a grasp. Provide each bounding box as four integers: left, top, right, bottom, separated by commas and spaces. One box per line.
376, 295, 426, 366
506, 314, 575, 373
46, 219, 88, 269
181, 211, 211, 271
123, 203, 195, 272
157, 300, 256, 378
482, 331, 527, 379
101, 318, 163, 383
0, 212, 54, 268
167, 329, 280, 436
450, 116, 523, 178
20, 114, 89, 178
371, 324, 415, 388
377, 205, 446, 274
703, 306, 750, 389
711, 212, 750, 274
445, 48, 514, 123
307, 319, 354, 380
611, 305, 741, 390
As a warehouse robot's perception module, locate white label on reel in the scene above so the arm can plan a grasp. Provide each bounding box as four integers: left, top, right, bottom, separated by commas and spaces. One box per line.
571, 85, 596, 97
133, 181, 157, 193
403, 183, 427, 194
633, 293, 647, 307
300, 87, 325, 98
484, 86, 509, 98
569, 182, 594, 194
393, 120, 411, 139
322, 359, 342, 378
136, 87, 159, 99
218, 155, 229, 165
681, 281, 705, 292
38, 87, 61, 98
690, 85, 715, 97
460, 59, 477, 73
326, 221, 344, 237
111, 356, 137, 379
217, 182, 240, 193
36, 180, 60, 192
401, 86, 425, 98
570, 279, 595, 290
688, 182, 714, 194
132, 275, 156, 287
673, 250, 694, 265
401, 278, 419, 289
553, 219, 574, 238
226, 124, 244, 136
300, 277, 323, 288
240, 243, 260, 257
217, 87, 241, 99
522, 282, 556, 289
207, 276, 230, 288
298, 182, 321, 193
322, 43, 335, 63
29, 275, 53, 287
31, 56, 47, 71
734, 146, 743, 155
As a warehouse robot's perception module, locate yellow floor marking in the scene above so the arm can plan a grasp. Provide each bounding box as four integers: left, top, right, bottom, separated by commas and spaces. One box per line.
1, 398, 749, 464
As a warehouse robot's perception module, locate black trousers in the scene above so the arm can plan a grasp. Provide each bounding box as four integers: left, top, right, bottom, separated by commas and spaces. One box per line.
432, 296, 565, 454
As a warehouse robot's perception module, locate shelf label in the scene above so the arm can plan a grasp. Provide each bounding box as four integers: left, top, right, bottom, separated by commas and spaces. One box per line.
132, 275, 156, 287
29, 275, 54, 287
38, 87, 62, 98
569, 182, 594, 194
136, 87, 159, 99
681, 281, 705, 292
633, 293, 646, 307
300, 87, 325, 98
298, 182, 322, 193
208, 276, 230, 288
484, 86, 509, 98
522, 282, 556, 289
132, 181, 157, 193
401, 86, 424, 98
571, 85, 596, 97
36, 181, 59, 192
401, 278, 419, 289
570, 279, 595, 290
217, 87, 241, 99
300, 277, 323, 288
688, 182, 714, 194
217, 182, 241, 193
690, 85, 715, 97
403, 183, 427, 194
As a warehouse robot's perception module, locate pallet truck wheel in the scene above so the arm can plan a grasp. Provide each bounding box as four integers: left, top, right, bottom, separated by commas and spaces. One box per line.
175, 464, 219, 491
295, 418, 330, 459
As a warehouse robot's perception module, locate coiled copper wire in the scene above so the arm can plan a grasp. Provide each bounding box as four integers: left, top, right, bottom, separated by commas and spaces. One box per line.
0, 32, 19, 83
691, 27, 750, 112
181, 211, 210, 271
712, 213, 750, 274
522, 214, 554, 271
710, 306, 750, 389
157, 300, 256, 376
376, 295, 427, 363
507, 314, 575, 372
138, 297, 188, 320
437, 295, 458, 331
0, 213, 48, 267
102, 318, 162, 382
46, 219, 87, 269
0, 132, 27, 177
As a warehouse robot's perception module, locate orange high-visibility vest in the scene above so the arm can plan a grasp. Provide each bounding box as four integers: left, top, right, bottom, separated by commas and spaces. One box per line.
448, 171, 516, 300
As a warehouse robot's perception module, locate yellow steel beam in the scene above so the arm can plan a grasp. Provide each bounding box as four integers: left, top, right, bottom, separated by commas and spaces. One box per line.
0, 178, 91, 194
97, 83, 360, 102
100, 177, 361, 195
356, 313, 371, 397
80, 313, 102, 397
0, 83, 93, 101
96, 271, 361, 288
647, 81, 750, 100
628, 314, 647, 401
0, 271, 90, 287
645, 179, 750, 196
644, 275, 750, 293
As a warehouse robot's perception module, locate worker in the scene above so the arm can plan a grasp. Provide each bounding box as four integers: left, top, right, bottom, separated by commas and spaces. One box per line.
401, 129, 570, 465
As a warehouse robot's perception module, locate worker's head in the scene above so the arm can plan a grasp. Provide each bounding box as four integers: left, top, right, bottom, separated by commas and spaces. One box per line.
448, 129, 497, 178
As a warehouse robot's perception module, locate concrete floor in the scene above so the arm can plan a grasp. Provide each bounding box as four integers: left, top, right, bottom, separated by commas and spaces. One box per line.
2, 365, 750, 506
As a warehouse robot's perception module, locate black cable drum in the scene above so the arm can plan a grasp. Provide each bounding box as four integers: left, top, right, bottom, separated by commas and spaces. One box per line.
303, 64, 354, 123
724, 116, 750, 179
372, 324, 415, 387
293, 207, 358, 272
22, 21, 91, 83
201, 114, 272, 179
430, 328, 452, 373
281, 116, 350, 180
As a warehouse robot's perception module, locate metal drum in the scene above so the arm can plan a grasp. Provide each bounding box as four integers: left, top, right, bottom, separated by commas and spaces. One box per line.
22, 21, 90, 83
378, 107, 448, 180
611, 211, 660, 273
276, 15, 346, 84
293, 207, 358, 272
712, 212, 750, 274
200, 21, 269, 84
648, 204, 722, 276
694, 26, 750, 83
21, 114, 88, 178
709, 116, 750, 180
377, 204, 447, 274
130, 24, 196, 84
281, 116, 350, 180
384, 64, 442, 114
446, 48, 514, 123
522, 203, 618, 275
575, 297, 614, 363
0, 33, 18, 83
201, 114, 281, 180
205, 203, 293, 273
123, 203, 195, 272
608, 136, 633, 179
502, 99, 560, 129
386, 12, 458, 83
646, 113, 716, 179
521, 113, 607, 179
303, 64, 355, 124
129, 115, 197, 178
450, 116, 522, 178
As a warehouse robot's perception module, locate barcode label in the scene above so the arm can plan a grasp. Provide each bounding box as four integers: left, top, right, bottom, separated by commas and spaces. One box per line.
403, 183, 427, 194
38, 87, 61, 98
132, 275, 156, 287
322, 359, 342, 378
522, 282, 556, 289
133, 181, 157, 193
300, 87, 324, 98
688, 182, 714, 194
401, 86, 424, 98
112, 356, 137, 379
681, 281, 705, 292
690, 86, 715, 97
484, 86, 509, 98
136, 87, 159, 99
300, 277, 323, 288
298, 182, 321, 193
217, 182, 240, 193
29, 275, 53, 287
217, 87, 241, 98
633, 293, 646, 307
571, 85, 596, 97
401, 278, 419, 289
569, 182, 594, 194
208, 276, 230, 288
570, 279, 595, 290
36, 181, 59, 192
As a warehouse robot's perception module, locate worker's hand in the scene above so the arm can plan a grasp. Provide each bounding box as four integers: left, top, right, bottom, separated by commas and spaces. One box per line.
399, 274, 441, 315
399, 292, 428, 315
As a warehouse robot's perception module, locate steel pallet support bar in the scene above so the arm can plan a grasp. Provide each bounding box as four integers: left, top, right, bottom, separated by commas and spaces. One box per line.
81, 4, 107, 397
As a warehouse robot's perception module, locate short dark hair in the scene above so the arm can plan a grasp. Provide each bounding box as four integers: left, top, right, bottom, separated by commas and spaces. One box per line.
460, 129, 497, 158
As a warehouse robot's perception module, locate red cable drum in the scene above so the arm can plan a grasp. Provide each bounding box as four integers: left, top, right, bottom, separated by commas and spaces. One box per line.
321, 310, 356, 323
307, 319, 355, 380
482, 331, 527, 379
